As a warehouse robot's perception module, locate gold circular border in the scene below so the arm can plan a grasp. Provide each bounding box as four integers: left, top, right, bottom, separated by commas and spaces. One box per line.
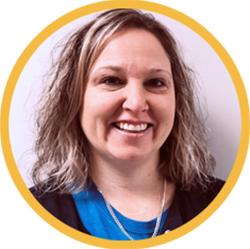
1, 0, 249, 248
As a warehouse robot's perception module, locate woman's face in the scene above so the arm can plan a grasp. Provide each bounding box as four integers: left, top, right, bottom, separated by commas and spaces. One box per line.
80, 28, 176, 164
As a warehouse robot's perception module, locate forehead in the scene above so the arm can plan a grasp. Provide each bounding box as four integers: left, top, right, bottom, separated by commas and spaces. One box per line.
90, 28, 171, 74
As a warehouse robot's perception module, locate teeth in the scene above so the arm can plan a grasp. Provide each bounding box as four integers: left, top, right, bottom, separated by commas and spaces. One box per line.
116, 122, 148, 132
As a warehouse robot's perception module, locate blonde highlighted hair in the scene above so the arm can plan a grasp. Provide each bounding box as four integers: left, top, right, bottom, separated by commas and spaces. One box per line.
32, 9, 215, 193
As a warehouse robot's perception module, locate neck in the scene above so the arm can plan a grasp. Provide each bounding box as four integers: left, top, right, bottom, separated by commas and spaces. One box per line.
89, 152, 175, 221
90, 152, 163, 196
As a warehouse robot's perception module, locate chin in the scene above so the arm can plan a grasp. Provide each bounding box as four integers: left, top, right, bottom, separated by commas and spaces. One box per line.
110, 149, 151, 162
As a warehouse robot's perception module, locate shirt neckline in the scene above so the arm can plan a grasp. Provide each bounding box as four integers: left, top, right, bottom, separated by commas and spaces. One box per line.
87, 181, 168, 234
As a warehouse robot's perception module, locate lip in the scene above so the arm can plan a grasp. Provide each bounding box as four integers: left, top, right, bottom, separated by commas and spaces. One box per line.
110, 119, 154, 137
113, 124, 152, 138
112, 119, 154, 126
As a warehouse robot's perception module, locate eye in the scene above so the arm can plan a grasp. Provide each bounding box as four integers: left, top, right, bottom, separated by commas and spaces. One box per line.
100, 76, 123, 86
144, 78, 168, 89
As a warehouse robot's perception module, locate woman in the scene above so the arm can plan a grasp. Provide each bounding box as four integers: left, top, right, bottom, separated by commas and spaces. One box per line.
31, 9, 224, 240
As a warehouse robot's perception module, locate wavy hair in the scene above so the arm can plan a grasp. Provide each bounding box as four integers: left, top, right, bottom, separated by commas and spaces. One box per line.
32, 9, 215, 193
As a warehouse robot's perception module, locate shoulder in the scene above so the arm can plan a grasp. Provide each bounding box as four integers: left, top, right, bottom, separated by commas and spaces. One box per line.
188, 177, 224, 200
30, 186, 86, 232
180, 177, 224, 199
30, 187, 73, 211
176, 177, 225, 221
165, 177, 225, 230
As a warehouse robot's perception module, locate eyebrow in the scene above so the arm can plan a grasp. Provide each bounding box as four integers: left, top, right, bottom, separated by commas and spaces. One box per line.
94, 66, 172, 76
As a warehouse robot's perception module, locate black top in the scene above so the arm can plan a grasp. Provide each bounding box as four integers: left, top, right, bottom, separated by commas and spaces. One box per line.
30, 178, 224, 235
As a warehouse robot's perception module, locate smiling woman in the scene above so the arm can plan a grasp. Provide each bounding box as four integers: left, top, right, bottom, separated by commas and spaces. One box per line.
30, 9, 224, 240
81, 28, 176, 165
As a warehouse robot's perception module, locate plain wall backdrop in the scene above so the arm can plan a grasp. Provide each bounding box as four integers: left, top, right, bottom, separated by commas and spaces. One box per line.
9, 10, 241, 187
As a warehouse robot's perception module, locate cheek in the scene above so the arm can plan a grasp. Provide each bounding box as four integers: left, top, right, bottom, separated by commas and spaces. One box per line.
155, 95, 176, 142
80, 90, 97, 135
168, 97, 176, 123
158, 94, 176, 122
80, 89, 117, 134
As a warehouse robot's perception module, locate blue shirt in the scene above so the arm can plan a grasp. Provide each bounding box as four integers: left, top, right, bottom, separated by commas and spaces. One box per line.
72, 182, 168, 240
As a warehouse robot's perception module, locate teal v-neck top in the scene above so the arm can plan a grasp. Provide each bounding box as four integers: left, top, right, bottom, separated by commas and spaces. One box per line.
72, 182, 168, 240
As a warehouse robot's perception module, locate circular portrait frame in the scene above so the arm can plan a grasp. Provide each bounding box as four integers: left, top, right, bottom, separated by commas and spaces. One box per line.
1, 1, 249, 248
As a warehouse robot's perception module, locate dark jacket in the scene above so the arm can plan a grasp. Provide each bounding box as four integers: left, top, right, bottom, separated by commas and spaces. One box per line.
30, 178, 224, 235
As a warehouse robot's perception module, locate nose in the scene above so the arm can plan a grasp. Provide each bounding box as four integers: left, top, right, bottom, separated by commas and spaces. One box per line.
122, 80, 149, 113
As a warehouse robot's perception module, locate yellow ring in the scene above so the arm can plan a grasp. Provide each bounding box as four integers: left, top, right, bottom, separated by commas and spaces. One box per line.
1, 1, 249, 248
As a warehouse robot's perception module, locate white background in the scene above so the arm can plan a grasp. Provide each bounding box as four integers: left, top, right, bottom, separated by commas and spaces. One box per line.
0, 0, 249, 248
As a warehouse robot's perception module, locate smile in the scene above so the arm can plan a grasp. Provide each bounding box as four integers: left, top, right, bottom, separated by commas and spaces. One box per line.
114, 122, 151, 133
